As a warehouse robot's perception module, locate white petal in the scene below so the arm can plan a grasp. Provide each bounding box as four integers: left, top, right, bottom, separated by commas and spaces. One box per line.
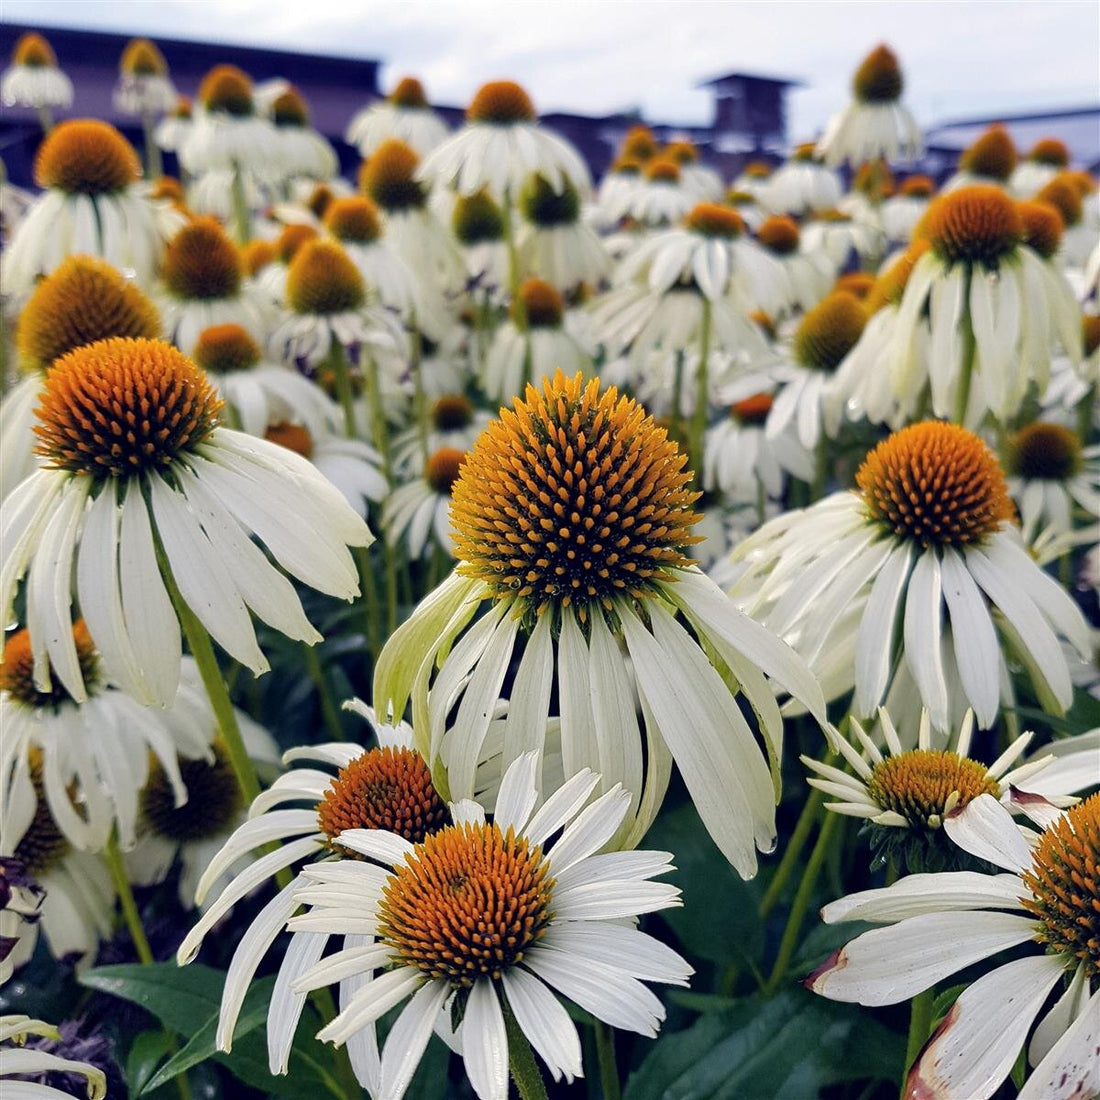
821, 871, 1028, 924
460, 980, 508, 1100
1019, 984, 1100, 1100
943, 794, 1033, 874
500, 968, 582, 1084
379, 980, 450, 1099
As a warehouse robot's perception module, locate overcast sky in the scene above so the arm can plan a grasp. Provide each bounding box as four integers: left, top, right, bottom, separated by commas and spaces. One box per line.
6, 0, 1098, 137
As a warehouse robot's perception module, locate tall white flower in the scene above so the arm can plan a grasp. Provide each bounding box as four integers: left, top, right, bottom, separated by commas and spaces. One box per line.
113, 37, 177, 117
0, 32, 73, 111
346, 76, 450, 158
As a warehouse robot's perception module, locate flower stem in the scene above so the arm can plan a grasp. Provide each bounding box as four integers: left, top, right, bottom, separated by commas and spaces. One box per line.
356, 545, 382, 666
230, 160, 250, 245
689, 297, 712, 489
953, 287, 976, 425
37, 105, 53, 134
409, 321, 430, 468
103, 828, 154, 965
327, 343, 358, 439
302, 643, 345, 741
503, 997, 548, 1100
142, 110, 163, 179
758, 786, 825, 920
594, 1020, 622, 1100
901, 986, 935, 1097
764, 809, 841, 996
1078, 384, 1096, 444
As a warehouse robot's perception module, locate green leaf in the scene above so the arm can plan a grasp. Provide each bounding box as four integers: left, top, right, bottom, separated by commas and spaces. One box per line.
80, 963, 229, 1036
645, 802, 764, 966
126, 1030, 172, 1096
623, 988, 905, 1100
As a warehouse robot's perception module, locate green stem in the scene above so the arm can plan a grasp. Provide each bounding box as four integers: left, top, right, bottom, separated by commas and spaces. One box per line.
810, 435, 828, 502
363, 355, 393, 482
384, 540, 400, 636
156, 541, 260, 804
327, 343, 358, 439
1078, 384, 1096, 444
764, 810, 841, 996
409, 322, 430, 468
901, 986, 935, 1096
758, 787, 825, 920
37, 105, 53, 134
142, 110, 163, 179
230, 161, 250, 245
671, 351, 685, 444
503, 997, 548, 1100
356, 545, 382, 667
953, 286, 976, 425
594, 1020, 622, 1100
302, 643, 345, 741
689, 298, 712, 489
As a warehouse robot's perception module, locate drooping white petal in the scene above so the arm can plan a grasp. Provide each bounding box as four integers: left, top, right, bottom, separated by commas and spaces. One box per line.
500, 968, 583, 1084
943, 794, 1034, 874
460, 979, 509, 1100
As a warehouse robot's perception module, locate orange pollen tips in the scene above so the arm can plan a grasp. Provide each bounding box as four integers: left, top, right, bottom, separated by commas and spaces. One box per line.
1017, 200, 1064, 260
1029, 138, 1069, 167
450, 371, 701, 617
853, 44, 903, 103
744, 161, 772, 180
854, 160, 894, 196
35, 120, 141, 195
793, 291, 867, 372
1035, 175, 1083, 228
426, 447, 466, 494
1021, 792, 1100, 977
645, 159, 681, 184
666, 139, 699, 165
731, 393, 773, 425
34, 337, 223, 478
621, 125, 658, 161
142, 744, 242, 842
1007, 422, 1081, 482
900, 175, 934, 198
285, 240, 365, 315
307, 184, 335, 220
264, 421, 313, 458
242, 238, 276, 276
172, 95, 192, 120
726, 189, 755, 206
867, 240, 930, 312
834, 272, 875, 300
317, 747, 449, 846
324, 196, 382, 243
17, 255, 161, 373
192, 323, 262, 374
164, 217, 243, 301
273, 87, 309, 127
960, 125, 1018, 181
433, 394, 474, 430
467, 80, 535, 125
151, 175, 185, 203
793, 142, 819, 162
757, 215, 800, 254
516, 278, 564, 328
390, 76, 428, 108
858, 422, 1013, 547
13, 32, 57, 68
867, 751, 999, 829
1083, 315, 1100, 358
611, 155, 642, 175
685, 202, 744, 239
275, 223, 318, 265
14, 753, 70, 877
923, 185, 1023, 267
359, 138, 425, 211
120, 38, 167, 77
1, 622, 99, 708
378, 822, 553, 985
198, 64, 254, 116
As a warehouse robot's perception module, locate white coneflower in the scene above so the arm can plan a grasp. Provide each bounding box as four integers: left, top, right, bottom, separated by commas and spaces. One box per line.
360, 137, 467, 293
347, 76, 450, 157
593, 155, 646, 230
285, 751, 691, 1099
0, 1017, 106, 1099
0, 254, 163, 502
517, 172, 610, 293
943, 124, 1018, 192
891, 185, 1081, 423
808, 792, 1100, 1100
484, 279, 591, 402
1003, 422, 1100, 539
730, 160, 774, 202
880, 173, 934, 241
154, 94, 193, 158
1034, 171, 1099, 269
180, 64, 275, 178
800, 207, 881, 271
755, 215, 833, 314
384, 447, 464, 560
3, 121, 169, 293
816, 44, 922, 167
376, 372, 825, 877
1010, 138, 1071, 199
113, 37, 177, 117
763, 143, 842, 216
731, 422, 1091, 734
1, 337, 372, 707
623, 158, 694, 228
1039, 314, 1099, 427
253, 222, 319, 308
451, 188, 509, 289
0, 32, 73, 112
664, 139, 723, 200
266, 85, 339, 184
766, 290, 868, 452
418, 79, 590, 200
392, 393, 491, 477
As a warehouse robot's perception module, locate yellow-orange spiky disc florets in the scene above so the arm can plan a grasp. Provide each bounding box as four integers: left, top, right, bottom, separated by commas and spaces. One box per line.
450, 371, 701, 618
731, 393, 773, 425
1006, 422, 1082, 482
834, 272, 875, 300
1035, 174, 1083, 228
853, 160, 895, 197
866, 240, 931, 312
389, 76, 428, 109
743, 160, 773, 180
900, 175, 934, 198
317, 747, 449, 846
359, 137, 425, 211
242, 238, 276, 276
34, 337, 223, 478
432, 394, 474, 430
1017, 200, 1064, 260
793, 291, 867, 372
378, 822, 553, 985
163, 217, 243, 300
1, 622, 99, 709
857, 422, 1014, 547
466, 80, 535, 124
757, 215, 800, 255
921, 185, 1023, 267
959, 125, 1017, 181
665, 139, 699, 165
645, 158, 681, 184
514, 278, 564, 328
1029, 138, 1069, 167
151, 175, 185, 203
324, 196, 382, 244
198, 64, 254, 116
272, 86, 309, 127
12, 32, 56, 68
684, 202, 744, 239
192, 323, 262, 374
264, 421, 313, 458
853, 44, 903, 103
35, 120, 141, 195
120, 37, 167, 77
142, 744, 242, 842
867, 751, 999, 829
1021, 792, 1099, 977
274, 223, 319, 265
17, 255, 161, 373
13, 752, 70, 876
621, 125, 657, 162
425, 447, 466, 494
285, 239, 365, 315
171, 95, 192, 120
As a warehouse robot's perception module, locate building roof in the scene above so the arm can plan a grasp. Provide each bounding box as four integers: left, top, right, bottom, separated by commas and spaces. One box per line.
696, 70, 805, 90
